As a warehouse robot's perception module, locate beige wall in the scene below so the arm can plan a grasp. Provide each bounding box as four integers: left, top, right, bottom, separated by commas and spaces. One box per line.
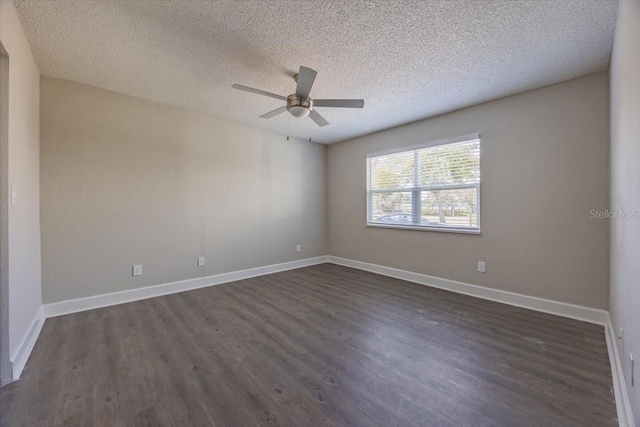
328, 72, 609, 309
40, 76, 326, 304
610, 0, 640, 421
0, 0, 41, 384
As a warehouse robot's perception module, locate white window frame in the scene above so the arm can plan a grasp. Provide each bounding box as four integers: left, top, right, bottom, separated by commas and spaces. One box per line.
366, 134, 481, 234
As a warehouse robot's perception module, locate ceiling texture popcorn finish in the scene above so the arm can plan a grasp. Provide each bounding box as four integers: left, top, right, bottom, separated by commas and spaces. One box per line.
14, 0, 618, 144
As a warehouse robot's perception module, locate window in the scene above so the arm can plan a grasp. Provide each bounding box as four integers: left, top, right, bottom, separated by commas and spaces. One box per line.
367, 135, 480, 233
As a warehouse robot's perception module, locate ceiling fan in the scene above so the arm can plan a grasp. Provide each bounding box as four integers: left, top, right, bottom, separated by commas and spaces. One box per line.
232, 66, 364, 127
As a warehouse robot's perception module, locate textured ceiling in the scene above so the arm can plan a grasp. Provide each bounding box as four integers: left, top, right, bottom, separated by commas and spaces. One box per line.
14, 0, 618, 144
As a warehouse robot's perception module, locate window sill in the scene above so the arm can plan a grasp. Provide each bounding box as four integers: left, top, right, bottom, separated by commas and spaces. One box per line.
366, 223, 481, 234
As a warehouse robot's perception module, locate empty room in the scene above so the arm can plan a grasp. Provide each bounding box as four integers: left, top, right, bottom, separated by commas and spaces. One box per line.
0, 0, 638, 425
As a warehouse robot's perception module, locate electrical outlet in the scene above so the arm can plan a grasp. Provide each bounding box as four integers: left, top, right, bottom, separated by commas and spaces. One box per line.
132, 264, 142, 276
10, 185, 16, 205
296, 244, 301, 253
198, 257, 205, 267
477, 261, 486, 273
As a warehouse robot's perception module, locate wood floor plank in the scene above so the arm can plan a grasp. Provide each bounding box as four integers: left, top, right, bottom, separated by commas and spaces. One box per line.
0, 264, 618, 426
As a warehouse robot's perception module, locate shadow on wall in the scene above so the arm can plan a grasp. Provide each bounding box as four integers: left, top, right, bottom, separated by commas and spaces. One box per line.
0, 49, 11, 386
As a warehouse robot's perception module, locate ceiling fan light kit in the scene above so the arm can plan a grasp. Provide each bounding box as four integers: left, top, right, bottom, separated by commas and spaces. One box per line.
232, 65, 364, 130
287, 94, 312, 118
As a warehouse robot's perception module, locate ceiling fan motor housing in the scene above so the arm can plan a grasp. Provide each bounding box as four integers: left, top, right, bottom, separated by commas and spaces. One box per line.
287, 94, 313, 118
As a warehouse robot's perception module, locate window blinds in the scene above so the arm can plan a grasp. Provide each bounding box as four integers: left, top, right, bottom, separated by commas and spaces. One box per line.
367, 137, 480, 231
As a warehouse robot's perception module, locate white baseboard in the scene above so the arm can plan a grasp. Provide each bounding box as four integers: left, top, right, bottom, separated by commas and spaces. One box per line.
327, 256, 609, 325
43, 256, 329, 318
605, 314, 635, 427
10, 306, 44, 380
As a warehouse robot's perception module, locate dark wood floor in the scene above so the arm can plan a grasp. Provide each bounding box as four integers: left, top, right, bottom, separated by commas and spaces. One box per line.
0, 264, 617, 426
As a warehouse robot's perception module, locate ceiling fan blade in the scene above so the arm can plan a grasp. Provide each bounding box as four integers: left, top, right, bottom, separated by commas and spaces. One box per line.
309, 109, 329, 127
295, 66, 317, 99
260, 106, 287, 119
313, 99, 365, 108
232, 84, 287, 101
